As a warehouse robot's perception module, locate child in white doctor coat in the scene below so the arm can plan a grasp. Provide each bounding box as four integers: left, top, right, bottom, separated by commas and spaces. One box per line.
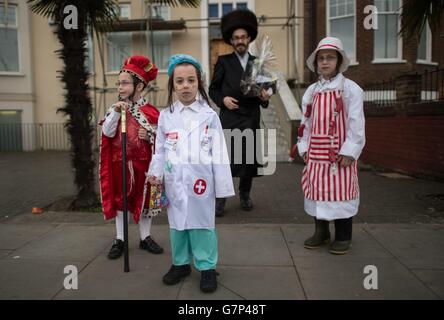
148, 54, 234, 293
296, 37, 365, 255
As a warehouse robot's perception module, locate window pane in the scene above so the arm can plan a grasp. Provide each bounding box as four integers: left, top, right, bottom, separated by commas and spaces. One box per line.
237, 2, 248, 10
120, 5, 131, 19
222, 3, 233, 15
209, 23, 222, 38
152, 5, 168, 19
152, 31, 171, 70
107, 32, 132, 71
375, 0, 388, 12
338, 2, 345, 16
0, 28, 19, 71
375, 0, 399, 13
330, 1, 337, 18
209, 4, 219, 18
85, 33, 93, 73
330, 16, 355, 60
149, 6, 170, 70
346, 0, 354, 15
0, 5, 16, 25
374, 14, 398, 59
389, 0, 399, 12
417, 24, 427, 60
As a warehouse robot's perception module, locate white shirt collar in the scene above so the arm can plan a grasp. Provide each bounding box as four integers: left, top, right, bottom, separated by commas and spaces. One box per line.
235, 52, 249, 70
318, 73, 344, 89
177, 99, 200, 113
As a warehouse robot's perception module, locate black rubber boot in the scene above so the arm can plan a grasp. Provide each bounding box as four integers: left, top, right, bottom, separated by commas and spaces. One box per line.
304, 218, 331, 249
239, 193, 253, 211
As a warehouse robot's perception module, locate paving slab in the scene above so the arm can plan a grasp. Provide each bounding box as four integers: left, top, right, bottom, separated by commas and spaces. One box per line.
213, 266, 306, 300
293, 256, 439, 300
0, 258, 87, 299
217, 225, 293, 266
0, 224, 56, 250
11, 225, 113, 262
365, 224, 444, 269
411, 269, 444, 299
54, 251, 176, 300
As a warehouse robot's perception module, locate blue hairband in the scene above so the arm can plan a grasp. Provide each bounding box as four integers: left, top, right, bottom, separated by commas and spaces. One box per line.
167, 54, 202, 77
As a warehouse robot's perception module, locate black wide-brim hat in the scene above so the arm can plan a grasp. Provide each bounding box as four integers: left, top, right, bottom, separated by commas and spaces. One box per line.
221, 9, 258, 45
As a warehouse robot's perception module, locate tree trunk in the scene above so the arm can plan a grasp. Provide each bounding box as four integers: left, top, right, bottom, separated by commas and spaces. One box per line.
55, 1, 99, 209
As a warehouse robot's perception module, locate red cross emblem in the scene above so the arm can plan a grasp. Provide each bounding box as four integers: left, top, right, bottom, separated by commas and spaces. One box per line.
193, 179, 207, 195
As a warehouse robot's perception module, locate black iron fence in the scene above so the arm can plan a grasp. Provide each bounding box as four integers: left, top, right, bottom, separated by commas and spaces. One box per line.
419, 68, 444, 102
0, 123, 71, 152
364, 79, 397, 107
365, 68, 444, 107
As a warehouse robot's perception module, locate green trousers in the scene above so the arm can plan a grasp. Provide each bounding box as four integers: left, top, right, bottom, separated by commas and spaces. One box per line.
170, 228, 218, 271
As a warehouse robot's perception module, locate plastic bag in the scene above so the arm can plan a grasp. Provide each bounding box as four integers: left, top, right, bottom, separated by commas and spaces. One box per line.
240, 34, 278, 97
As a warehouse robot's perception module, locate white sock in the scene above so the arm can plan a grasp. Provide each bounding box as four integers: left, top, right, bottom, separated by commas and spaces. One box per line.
139, 215, 153, 240
115, 211, 130, 241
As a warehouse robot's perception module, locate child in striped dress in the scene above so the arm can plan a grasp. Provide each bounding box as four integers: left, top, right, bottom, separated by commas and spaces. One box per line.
297, 37, 365, 254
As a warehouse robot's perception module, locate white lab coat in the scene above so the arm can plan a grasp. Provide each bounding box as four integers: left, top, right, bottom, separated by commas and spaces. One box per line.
148, 99, 235, 230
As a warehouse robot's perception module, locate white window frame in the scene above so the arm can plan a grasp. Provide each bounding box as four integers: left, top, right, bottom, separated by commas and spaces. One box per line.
0, 3, 21, 75
106, 3, 132, 74
326, 0, 358, 65
372, 0, 406, 64
208, 0, 254, 20
149, 4, 171, 72
417, 23, 437, 66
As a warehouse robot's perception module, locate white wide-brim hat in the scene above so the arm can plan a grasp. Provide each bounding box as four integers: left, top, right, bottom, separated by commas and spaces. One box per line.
306, 37, 350, 73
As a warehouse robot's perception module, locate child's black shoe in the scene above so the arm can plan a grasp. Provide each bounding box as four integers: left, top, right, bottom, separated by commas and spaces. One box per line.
107, 239, 124, 259
140, 236, 164, 254
200, 269, 219, 293
163, 264, 192, 285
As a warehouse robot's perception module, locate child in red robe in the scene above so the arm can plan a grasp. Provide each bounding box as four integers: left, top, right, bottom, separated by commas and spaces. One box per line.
99, 55, 164, 259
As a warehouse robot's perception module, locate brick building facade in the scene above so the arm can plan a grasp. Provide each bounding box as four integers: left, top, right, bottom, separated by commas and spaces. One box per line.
303, 0, 444, 87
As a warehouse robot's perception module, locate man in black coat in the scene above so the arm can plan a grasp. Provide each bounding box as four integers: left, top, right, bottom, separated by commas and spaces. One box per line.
209, 9, 270, 216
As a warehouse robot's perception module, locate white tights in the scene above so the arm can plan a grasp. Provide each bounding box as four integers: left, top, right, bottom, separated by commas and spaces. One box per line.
115, 211, 153, 241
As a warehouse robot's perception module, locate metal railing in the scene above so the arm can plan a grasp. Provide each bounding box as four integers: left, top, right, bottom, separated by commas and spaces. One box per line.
420, 68, 444, 102
365, 68, 444, 107
364, 79, 397, 107
0, 123, 71, 152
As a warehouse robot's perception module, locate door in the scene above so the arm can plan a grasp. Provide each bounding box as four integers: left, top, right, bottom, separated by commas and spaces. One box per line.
210, 39, 233, 78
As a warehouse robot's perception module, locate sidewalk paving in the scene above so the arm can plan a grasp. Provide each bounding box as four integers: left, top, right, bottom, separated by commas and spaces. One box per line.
0, 220, 443, 300
1, 151, 443, 300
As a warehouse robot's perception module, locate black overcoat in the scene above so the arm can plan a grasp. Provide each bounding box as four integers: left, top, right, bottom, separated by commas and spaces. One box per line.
209, 52, 268, 178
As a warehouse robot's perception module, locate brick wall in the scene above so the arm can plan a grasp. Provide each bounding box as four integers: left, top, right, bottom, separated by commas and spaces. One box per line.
361, 102, 444, 180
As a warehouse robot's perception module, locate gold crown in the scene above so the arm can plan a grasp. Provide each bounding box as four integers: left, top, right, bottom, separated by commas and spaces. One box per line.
144, 63, 153, 73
